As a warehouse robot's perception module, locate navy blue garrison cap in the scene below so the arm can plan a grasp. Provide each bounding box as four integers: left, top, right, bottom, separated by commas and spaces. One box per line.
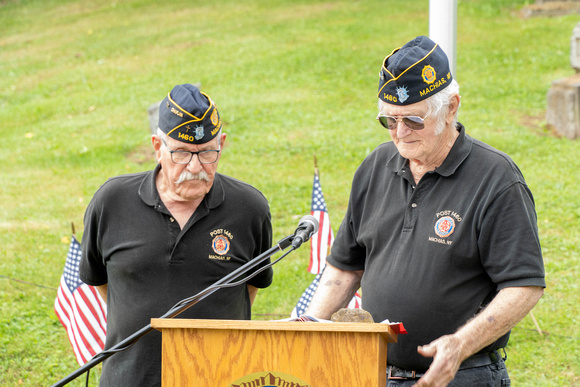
378, 36, 453, 106
158, 84, 222, 144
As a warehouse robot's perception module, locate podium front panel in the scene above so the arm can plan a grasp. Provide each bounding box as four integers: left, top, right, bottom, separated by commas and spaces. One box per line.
152, 319, 396, 387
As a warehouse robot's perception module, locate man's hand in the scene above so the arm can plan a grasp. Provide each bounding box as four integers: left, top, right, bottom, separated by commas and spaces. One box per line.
414, 334, 465, 387
411, 286, 543, 387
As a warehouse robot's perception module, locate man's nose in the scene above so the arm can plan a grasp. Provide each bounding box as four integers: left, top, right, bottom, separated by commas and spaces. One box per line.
396, 120, 413, 137
186, 154, 203, 172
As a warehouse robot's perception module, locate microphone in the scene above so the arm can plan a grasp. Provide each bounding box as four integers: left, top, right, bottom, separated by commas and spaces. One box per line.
291, 215, 319, 249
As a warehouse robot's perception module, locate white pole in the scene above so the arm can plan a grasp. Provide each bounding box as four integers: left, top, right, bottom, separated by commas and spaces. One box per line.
429, 0, 457, 77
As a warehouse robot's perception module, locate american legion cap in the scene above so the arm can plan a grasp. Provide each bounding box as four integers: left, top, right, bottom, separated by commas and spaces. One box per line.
158, 84, 222, 144
378, 35, 453, 106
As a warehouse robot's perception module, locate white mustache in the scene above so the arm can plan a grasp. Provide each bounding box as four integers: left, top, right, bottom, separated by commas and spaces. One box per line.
175, 170, 210, 184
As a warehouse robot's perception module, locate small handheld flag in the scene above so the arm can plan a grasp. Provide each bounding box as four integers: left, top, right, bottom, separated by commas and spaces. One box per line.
291, 164, 362, 318
54, 235, 107, 365
309, 171, 334, 275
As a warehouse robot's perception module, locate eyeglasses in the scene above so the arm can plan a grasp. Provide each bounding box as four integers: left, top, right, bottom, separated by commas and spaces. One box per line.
161, 138, 220, 164
376, 110, 432, 130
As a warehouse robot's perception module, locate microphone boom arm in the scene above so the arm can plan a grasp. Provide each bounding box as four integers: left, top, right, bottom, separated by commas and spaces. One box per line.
51, 235, 294, 387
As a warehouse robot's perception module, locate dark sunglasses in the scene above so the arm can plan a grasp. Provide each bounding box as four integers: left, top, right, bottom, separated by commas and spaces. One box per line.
376, 110, 432, 130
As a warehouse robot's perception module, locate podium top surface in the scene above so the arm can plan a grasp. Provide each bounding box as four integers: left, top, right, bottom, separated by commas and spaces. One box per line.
151, 318, 397, 342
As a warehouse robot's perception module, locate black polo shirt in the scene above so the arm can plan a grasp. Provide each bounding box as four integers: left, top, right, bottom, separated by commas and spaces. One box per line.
327, 124, 545, 371
79, 165, 273, 386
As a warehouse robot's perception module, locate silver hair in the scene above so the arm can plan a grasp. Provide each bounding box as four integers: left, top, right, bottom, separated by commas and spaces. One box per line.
425, 79, 460, 132
156, 127, 169, 142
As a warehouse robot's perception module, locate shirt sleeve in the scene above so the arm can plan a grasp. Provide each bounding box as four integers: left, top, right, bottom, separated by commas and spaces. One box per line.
246, 207, 274, 288
79, 191, 108, 286
478, 181, 545, 289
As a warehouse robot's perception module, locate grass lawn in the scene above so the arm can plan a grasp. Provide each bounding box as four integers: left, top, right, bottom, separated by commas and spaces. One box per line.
0, 0, 578, 385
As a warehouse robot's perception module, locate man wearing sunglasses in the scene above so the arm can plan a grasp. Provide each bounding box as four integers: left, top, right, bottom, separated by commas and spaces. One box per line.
79, 84, 274, 386
305, 36, 545, 387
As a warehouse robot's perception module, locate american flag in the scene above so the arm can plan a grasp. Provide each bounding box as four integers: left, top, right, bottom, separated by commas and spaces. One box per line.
54, 236, 107, 365
308, 172, 334, 275
291, 267, 362, 318
291, 171, 361, 318
292, 270, 323, 317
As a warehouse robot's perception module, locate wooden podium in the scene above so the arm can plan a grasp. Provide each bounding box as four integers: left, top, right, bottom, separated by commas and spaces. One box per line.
151, 318, 397, 387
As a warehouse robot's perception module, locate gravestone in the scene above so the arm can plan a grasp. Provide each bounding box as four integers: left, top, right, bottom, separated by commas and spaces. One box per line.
147, 82, 202, 134
546, 23, 580, 139
521, 0, 580, 18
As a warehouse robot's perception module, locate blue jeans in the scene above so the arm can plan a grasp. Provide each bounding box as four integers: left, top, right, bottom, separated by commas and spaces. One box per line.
387, 359, 510, 387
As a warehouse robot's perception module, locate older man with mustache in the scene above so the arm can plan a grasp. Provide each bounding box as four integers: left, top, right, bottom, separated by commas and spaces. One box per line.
79, 84, 273, 386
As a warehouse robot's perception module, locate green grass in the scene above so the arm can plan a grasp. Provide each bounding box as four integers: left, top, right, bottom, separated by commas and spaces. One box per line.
1, 0, 578, 385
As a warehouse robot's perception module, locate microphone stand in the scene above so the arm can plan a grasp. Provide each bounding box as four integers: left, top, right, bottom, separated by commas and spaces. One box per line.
51, 235, 294, 387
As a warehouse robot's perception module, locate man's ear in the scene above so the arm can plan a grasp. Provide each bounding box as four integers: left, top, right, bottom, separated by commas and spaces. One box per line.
152, 135, 163, 163
446, 94, 461, 126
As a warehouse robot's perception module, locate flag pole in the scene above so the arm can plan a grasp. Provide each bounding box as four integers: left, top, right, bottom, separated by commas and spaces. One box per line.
529, 310, 543, 336
313, 154, 319, 177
